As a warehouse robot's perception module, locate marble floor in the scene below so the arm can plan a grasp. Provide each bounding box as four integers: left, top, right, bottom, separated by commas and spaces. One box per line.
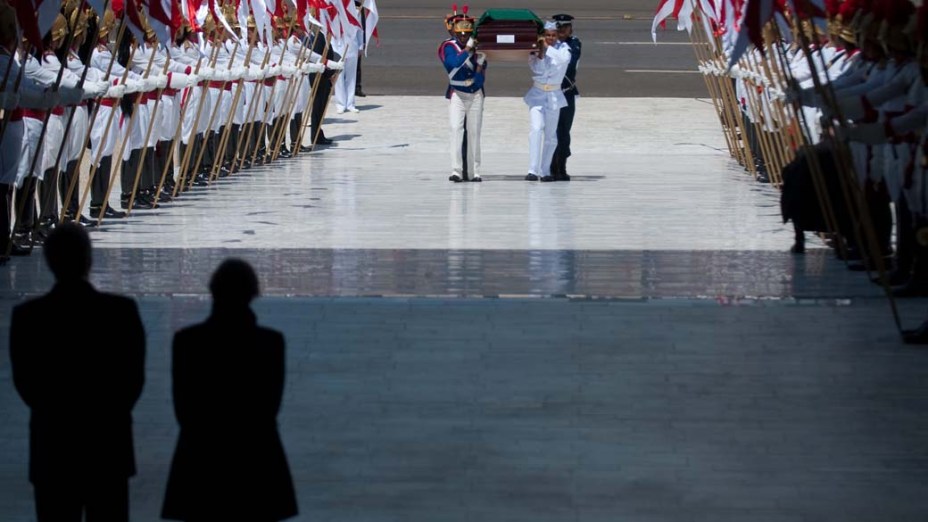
1, 97, 927, 522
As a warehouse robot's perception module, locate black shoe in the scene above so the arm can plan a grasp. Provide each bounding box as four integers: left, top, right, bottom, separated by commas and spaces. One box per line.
217, 166, 231, 178
241, 159, 252, 170
540, 175, 555, 182
315, 137, 334, 146
193, 173, 209, 187
89, 205, 126, 219
471, 176, 482, 182
299, 145, 313, 153
355, 90, 367, 97
8, 242, 32, 256
278, 149, 292, 159
120, 194, 145, 210
525, 173, 539, 181
77, 214, 98, 228
558, 172, 571, 181
449, 174, 463, 183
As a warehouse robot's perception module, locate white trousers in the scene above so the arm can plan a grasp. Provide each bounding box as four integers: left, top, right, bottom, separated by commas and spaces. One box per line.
90, 105, 121, 164
449, 90, 483, 178
181, 87, 202, 143
528, 104, 560, 176
64, 106, 88, 163
334, 53, 359, 111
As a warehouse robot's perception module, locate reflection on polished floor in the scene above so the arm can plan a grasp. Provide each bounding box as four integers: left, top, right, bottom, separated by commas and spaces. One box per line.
2, 97, 928, 521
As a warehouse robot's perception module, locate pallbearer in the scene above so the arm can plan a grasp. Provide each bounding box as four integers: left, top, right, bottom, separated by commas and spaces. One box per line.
440, 4, 486, 183
551, 13, 580, 181
524, 20, 570, 182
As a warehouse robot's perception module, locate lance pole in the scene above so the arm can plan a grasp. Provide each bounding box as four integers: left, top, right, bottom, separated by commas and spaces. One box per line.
74, 18, 133, 222
0, 42, 26, 144
154, 35, 208, 204
265, 18, 308, 162
292, 26, 326, 157
269, 27, 313, 161
95, 41, 156, 226
59, 5, 124, 224
209, 35, 254, 183
233, 40, 274, 172
247, 32, 293, 167
187, 34, 238, 187
125, 46, 170, 215
173, 26, 222, 196
9, 29, 77, 256
297, 31, 332, 153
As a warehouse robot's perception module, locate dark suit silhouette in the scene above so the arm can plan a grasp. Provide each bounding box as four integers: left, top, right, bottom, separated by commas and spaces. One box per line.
10, 280, 146, 522
162, 260, 297, 521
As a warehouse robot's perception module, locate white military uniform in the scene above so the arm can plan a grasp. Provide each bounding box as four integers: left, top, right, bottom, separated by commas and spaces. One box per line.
524, 33, 571, 178
333, 25, 362, 112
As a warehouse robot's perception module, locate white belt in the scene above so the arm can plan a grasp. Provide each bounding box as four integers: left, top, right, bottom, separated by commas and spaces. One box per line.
450, 78, 474, 88
534, 82, 560, 92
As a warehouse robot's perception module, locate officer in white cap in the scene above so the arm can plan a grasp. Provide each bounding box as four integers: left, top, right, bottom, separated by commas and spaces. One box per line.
524, 20, 571, 182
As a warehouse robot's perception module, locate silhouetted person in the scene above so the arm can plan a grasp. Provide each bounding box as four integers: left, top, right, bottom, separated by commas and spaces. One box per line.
9, 223, 146, 522
162, 259, 297, 522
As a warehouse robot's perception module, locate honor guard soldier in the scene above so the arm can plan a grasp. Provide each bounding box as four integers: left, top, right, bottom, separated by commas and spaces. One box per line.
440, 4, 486, 183
551, 13, 580, 181
524, 20, 571, 182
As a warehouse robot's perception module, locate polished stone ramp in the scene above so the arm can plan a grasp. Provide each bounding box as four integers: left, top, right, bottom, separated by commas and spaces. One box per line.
2, 97, 928, 521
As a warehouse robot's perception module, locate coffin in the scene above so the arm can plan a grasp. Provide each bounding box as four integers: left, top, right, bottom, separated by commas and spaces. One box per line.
475, 9, 542, 62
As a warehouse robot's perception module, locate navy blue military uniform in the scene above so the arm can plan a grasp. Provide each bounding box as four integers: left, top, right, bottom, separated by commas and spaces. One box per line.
552, 14, 581, 181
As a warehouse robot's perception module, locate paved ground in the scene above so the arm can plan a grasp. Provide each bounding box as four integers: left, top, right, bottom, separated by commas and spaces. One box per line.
2, 95, 928, 521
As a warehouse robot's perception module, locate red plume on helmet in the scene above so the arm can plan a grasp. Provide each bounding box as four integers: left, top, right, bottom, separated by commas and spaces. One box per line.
825, 0, 841, 18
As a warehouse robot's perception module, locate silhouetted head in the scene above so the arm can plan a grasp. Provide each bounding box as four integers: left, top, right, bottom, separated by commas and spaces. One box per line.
209, 259, 260, 307
44, 223, 92, 282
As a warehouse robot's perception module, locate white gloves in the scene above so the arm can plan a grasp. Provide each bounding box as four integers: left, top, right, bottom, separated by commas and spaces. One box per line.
106, 83, 126, 98
303, 62, 325, 74
0, 91, 19, 110
82, 80, 109, 99
326, 60, 344, 71
282, 65, 296, 77
476, 52, 486, 66
59, 86, 83, 106
169, 73, 199, 89
268, 65, 281, 77
155, 74, 168, 89
243, 67, 259, 81
141, 76, 158, 92
123, 78, 143, 94
232, 66, 247, 80
836, 95, 866, 121
465, 37, 476, 50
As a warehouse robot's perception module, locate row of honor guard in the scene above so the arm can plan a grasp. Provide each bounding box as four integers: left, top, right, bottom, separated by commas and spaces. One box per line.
0, 0, 345, 260
696, 0, 928, 342
440, 7, 580, 183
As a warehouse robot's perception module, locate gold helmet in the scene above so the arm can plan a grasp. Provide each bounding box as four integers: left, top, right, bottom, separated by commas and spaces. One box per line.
247, 15, 256, 30
202, 13, 217, 35
50, 13, 69, 42
221, 2, 239, 31
98, 9, 116, 40
133, 2, 156, 41
70, 6, 92, 41
444, 4, 475, 35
